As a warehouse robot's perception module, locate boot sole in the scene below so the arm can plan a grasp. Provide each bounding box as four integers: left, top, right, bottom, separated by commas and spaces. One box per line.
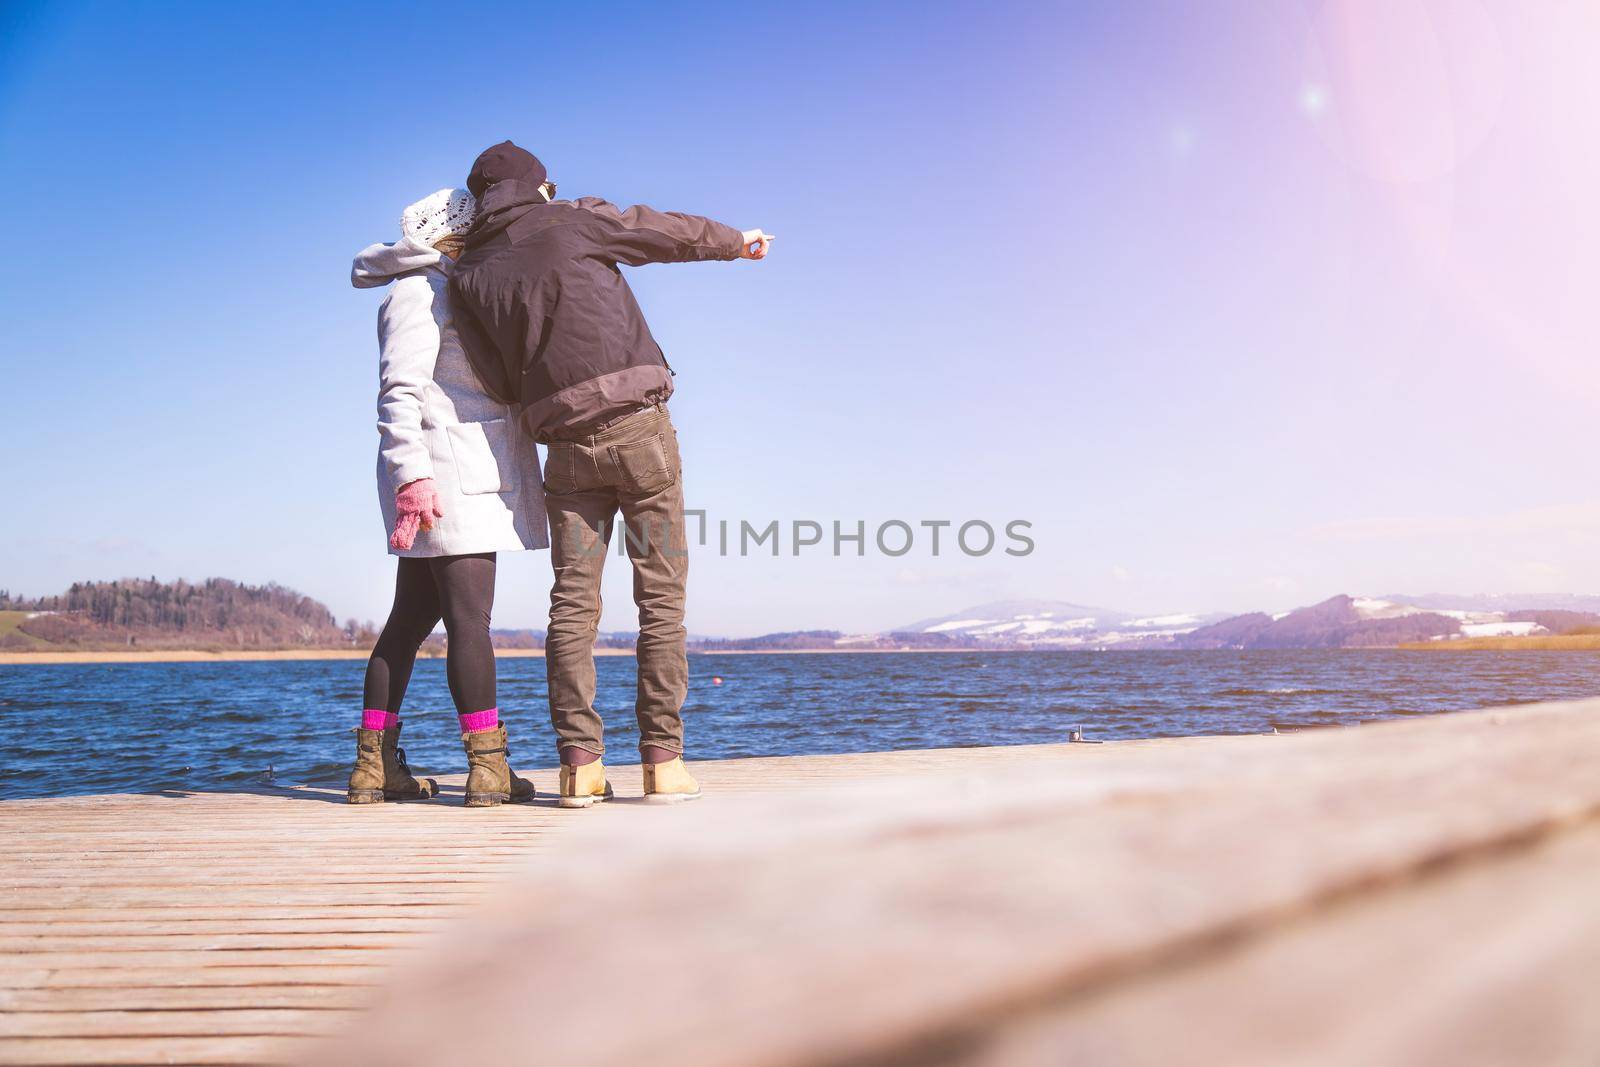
348, 777, 438, 805
643, 791, 703, 805
464, 792, 510, 807
389, 777, 439, 801
558, 782, 614, 808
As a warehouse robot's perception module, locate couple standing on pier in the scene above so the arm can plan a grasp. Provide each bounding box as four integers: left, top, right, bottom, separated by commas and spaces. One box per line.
346, 141, 773, 808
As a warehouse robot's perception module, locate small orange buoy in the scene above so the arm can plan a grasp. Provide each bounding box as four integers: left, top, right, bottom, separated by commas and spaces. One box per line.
712, 676, 724, 685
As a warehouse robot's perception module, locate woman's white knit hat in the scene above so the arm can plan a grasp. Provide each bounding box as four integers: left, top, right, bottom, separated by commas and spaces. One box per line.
400, 188, 478, 245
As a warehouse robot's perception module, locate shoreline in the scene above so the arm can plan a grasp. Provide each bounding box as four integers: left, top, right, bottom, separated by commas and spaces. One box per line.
0, 646, 1001, 666
0, 648, 559, 666
1398, 633, 1600, 651
5, 637, 1598, 666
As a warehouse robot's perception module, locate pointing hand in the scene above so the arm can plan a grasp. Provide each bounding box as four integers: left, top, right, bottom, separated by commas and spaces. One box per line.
739, 230, 775, 260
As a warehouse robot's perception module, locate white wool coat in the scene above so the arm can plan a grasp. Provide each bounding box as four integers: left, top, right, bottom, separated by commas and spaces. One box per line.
352, 237, 549, 557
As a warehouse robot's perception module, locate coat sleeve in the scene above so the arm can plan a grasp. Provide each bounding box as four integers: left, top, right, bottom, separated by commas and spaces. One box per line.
573, 196, 744, 266
375, 277, 438, 493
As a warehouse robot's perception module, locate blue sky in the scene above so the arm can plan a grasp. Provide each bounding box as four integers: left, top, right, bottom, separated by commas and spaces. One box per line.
4, 1, 1598, 635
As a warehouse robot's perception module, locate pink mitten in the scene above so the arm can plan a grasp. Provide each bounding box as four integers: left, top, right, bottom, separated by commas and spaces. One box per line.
390, 479, 444, 552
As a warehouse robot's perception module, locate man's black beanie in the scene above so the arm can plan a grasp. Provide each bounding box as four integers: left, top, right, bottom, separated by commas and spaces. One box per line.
467, 140, 547, 199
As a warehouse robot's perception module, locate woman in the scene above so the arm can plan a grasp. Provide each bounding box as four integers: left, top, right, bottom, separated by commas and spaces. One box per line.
346, 188, 548, 806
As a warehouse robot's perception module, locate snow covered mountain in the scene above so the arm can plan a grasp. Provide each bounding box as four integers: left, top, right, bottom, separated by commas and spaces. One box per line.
1384, 592, 1600, 617
892, 600, 1225, 647
1174, 594, 1600, 649
1347, 596, 1542, 638
888, 593, 1600, 651
708, 594, 1600, 651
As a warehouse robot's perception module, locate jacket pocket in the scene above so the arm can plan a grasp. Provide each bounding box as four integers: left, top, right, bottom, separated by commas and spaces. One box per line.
447, 419, 508, 495
611, 435, 674, 495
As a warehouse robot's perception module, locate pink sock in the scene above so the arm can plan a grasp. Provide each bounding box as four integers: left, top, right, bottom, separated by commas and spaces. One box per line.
458, 708, 499, 734
362, 709, 399, 731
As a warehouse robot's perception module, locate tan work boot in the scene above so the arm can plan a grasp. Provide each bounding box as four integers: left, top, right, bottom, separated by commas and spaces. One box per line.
642, 756, 701, 804
461, 725, 536, 807
558, 760, 614, 809
347, 723, 437, 804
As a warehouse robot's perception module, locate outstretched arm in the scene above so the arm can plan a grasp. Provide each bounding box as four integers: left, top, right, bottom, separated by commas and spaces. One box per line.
576, 197, 769, 266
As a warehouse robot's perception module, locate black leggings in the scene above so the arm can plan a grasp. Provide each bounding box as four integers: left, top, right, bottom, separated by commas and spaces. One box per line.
363, 553, 497, 716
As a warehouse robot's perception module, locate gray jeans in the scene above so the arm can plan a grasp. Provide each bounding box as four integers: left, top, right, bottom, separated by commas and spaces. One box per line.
541, 404, 687, 757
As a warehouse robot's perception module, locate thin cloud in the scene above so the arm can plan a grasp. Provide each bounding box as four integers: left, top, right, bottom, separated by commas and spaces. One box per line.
1307, 501, 1600, 542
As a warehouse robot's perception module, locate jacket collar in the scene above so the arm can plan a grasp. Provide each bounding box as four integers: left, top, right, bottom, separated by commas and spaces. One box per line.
472, 179, 554, 241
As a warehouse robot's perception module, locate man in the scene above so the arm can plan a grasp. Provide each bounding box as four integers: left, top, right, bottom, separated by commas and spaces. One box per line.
449, 140, 772, 807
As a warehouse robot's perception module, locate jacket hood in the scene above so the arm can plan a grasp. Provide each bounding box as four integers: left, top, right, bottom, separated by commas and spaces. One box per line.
351, 235, 445, 289
469, 180, 558, 244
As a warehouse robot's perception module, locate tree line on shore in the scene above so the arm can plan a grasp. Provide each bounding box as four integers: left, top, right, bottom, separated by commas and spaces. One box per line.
0, 579, 377, 651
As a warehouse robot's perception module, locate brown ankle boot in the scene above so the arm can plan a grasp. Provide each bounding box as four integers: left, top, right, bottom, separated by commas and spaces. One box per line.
347, 722, 438, 804
461, 725, 536, 807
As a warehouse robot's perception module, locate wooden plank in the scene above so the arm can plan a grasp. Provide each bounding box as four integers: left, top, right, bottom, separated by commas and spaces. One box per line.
0, 985, 374, 1012
0, 824, 548, 835
0, 1009, 348, 1039
0, 948, 403, 970
0, 933, 420, 952
0, 888, 485, 910
0, 848, 534, 861
0, 918, 451, 937
0, 872, 510, 888
0, 1033, 319, 1065
0, 965, 384, 989
0, 905, 465, 925
971, 822, 1600, 1067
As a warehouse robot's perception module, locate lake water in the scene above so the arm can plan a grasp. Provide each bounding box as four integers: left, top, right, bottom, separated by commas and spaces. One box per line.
2, 650, 1597, 800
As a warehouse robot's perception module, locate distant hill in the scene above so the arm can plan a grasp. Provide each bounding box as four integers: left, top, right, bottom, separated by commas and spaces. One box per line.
0, 579, 368, 652
695, 630, 847, 652
1174, 596, 1458, 649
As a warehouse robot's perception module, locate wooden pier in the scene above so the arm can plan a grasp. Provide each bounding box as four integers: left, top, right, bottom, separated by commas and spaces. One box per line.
3, 698, 1599, 1066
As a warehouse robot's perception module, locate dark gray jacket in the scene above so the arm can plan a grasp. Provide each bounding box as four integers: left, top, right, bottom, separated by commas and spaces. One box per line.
449, 178, 743, 440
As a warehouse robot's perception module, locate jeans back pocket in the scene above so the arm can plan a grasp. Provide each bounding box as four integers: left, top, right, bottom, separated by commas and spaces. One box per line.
543, 441, 579, 495
611, 435, 674, 495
